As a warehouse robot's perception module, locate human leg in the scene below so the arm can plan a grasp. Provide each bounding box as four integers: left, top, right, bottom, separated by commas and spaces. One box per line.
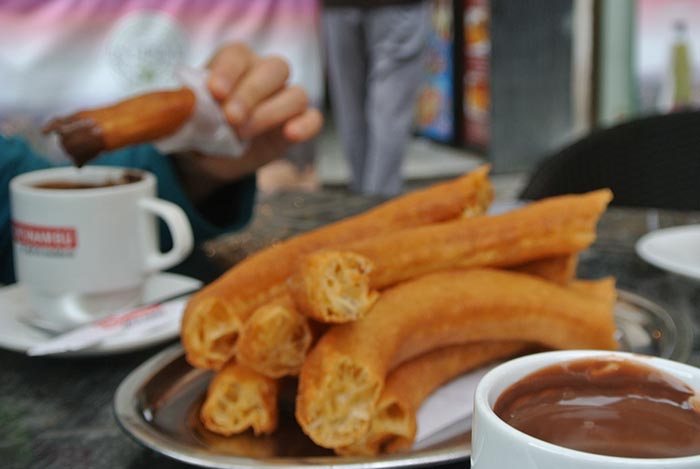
322, 7, 368, 192
363, 2, 430, 196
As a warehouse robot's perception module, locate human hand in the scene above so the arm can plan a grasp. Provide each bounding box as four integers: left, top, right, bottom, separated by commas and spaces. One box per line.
185, 42, 323, 185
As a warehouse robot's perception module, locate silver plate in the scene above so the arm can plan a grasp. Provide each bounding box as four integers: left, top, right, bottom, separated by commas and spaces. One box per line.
114, 289, 693, 469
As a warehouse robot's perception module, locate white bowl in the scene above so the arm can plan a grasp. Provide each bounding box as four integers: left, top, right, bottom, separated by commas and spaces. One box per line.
472, 350, 700, 468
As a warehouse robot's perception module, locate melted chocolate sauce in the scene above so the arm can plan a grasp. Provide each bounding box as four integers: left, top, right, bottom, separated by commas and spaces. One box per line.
494, 358, 700, 458
43, 116, 106, 167
34, 171, 143, 190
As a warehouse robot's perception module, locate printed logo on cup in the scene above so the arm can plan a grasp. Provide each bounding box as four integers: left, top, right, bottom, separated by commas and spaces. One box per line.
13, 221, 77, 256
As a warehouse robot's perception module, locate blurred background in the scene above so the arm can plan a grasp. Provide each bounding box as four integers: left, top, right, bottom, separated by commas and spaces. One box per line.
264, 0, 700, 198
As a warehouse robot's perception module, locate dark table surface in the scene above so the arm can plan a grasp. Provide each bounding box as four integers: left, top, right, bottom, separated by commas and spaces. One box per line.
3, 189, 700, 469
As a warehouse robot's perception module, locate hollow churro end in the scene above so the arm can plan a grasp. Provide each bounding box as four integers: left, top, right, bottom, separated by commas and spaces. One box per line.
335, 398, 415, 456
373, 400, 416, 454
236, 300, 313, 378
200, 362, 279, 436
290, 250, 379, 324
182, 297, 242, 370
296, 354, 382, 448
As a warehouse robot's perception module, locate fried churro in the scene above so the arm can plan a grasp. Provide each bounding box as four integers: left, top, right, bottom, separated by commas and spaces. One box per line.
290, 190, 611, 324
43, 88, 196, 166
336, 341, 533, 456
238, 254, 578, 379
296, 268, 618, 448
512, 254, 578, 285
200, 360, 279, 436
235, 294, 324, 378
182, 166, 494, 369
570, 277, 618, 304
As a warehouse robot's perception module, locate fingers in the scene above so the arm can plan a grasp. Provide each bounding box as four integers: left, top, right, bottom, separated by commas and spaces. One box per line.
206, 43, 321, 144
283, 108, 323, 142
223, 56, 290, 126
207, 43, 255, 101
238, 85, 309, 140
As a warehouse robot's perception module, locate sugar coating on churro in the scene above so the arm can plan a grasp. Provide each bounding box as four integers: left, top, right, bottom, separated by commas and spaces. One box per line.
200, 361, 279, 436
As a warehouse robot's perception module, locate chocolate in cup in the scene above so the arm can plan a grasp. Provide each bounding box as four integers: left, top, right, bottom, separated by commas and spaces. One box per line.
472, 350, 700, 469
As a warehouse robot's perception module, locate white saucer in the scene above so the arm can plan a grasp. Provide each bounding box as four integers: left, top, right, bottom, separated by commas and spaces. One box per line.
0, 272, 202, 356
636, 224, 700, 280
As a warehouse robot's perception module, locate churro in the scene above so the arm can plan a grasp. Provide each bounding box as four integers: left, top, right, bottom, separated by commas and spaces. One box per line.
235, 294, 323, 378
43, 88, 196, 166
238, 254, 578, 379
296, 268, 618, 448
512, 254, 578, 285
569, 277, 617, 304
336, 341, 533, 455
290, 190, 611, 323
200, 360, 279, 436
182, 166, 494, 369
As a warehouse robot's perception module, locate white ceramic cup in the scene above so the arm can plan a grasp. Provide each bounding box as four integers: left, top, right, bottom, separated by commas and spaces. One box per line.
472, 350, 700, 468
10, 166, 194, 331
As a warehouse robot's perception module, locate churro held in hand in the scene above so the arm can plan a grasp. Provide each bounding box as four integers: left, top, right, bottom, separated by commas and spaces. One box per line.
336, 341, 533, 456
290, 190, 612, 323
182, 166, 494, 370
296, 268, 618, 448
43, 88, 196, 166
200, 360, 279, 436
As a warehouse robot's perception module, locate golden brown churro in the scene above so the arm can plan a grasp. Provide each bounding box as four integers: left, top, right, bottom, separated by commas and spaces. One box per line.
569, 277, 618, 304
290, 190, 612, 323
512, 254, 579, 285
182, 166, 494, 369
296, 268, 618, 448
238, 254, 579, 379
235, 294, 322, 378
336, 341, 533, 456
200, 360, 279, 436
43, 88, 196, 166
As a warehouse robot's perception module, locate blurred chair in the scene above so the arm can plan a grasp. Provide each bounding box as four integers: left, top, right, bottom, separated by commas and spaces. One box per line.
519, 111, 700, 211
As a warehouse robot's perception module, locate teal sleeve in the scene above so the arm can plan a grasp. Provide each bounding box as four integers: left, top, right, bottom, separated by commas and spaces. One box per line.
0, 136, 54, 285
1, 135, 256, 284
91, 145, 257, 244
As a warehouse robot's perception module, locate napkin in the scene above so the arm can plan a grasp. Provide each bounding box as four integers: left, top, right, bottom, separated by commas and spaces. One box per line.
27, 297, 189, 356
413, 365, 495, 446
154, 66, 248, 158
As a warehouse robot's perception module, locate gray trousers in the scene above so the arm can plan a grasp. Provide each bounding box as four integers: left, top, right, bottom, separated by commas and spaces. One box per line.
323, 2, 430, 196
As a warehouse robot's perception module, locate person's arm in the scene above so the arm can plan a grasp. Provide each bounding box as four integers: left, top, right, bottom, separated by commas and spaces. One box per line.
92, 145, 256, 242
0, 136, 55, 284
1, 43, 323, 283
43, 43, 323, 204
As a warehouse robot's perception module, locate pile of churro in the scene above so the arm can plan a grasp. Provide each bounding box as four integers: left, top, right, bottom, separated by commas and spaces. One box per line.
181, 166, 618, 455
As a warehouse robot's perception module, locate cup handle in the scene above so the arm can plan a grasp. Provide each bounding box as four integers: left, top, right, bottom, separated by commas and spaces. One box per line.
139, 197, 194, 273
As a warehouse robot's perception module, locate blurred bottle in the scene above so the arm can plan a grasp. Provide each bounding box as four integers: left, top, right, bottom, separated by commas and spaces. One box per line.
658, 20, 694, 112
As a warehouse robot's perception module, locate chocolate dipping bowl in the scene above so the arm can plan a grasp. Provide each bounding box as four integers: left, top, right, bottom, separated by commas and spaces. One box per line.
472, 350, 700, 469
